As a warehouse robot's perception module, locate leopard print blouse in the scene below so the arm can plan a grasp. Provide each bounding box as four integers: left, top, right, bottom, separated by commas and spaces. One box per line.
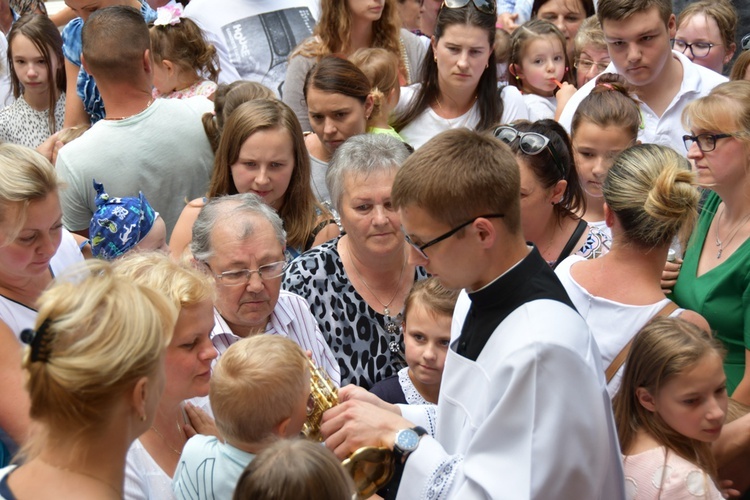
283, 237, 428, 389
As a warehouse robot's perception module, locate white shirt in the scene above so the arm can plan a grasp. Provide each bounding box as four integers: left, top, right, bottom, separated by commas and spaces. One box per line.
210, 290, 341, 386
558, 51, 727, 155
397, 84, 529, 149
522, 93, 556, 121
397, 287, 624, 499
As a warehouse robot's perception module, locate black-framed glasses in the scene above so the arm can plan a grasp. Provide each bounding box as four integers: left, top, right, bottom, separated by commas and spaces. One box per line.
207, 260, 287, 286
403, 214, 504, 260
670, 39, 718, 59
682, 133, 733, 153
574, 58, 610, 73
493, 126, 567, 177
441, 0, 496, 15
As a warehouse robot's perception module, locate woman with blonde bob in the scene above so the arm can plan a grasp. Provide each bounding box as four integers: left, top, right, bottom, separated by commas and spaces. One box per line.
232, 438, 355, 500
170, 98, 339, 259
0, 261, 176, 498
555, 144, 709, 397
282, 0, 425, 131
671, 81, 750, 405
0, 144, 84, 464
114, 252, 218, 499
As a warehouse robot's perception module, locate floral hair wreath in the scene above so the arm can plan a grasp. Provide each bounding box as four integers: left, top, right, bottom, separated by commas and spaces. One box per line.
154, 3, 183, 27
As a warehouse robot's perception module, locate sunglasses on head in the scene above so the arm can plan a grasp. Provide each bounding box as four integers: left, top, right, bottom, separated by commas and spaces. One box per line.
441, 0, 496, 15
493, 125, 567, 177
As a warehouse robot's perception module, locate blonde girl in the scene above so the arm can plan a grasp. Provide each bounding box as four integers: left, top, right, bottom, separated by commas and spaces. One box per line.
569, 74, 640, 230
0, 261, 175, 499
149, 3, 219, 99
508, 19, 575, 121
0, 14, 66, 149
349, 47, 403, 141
370, 277, 458, 405
614, 316, 727, 499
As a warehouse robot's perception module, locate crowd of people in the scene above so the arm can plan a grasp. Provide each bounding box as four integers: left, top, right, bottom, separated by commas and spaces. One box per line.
0, 0, 749, 498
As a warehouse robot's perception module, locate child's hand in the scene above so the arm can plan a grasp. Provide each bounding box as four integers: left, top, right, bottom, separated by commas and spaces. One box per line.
661, 258, 683, 294
554, 83, 578, 121
719, 479, 740, 498
183, 402, 221, 440
496, 12, 519, 33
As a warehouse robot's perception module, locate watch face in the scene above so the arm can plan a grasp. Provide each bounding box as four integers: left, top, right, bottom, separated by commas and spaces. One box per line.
396, 429, 420, 452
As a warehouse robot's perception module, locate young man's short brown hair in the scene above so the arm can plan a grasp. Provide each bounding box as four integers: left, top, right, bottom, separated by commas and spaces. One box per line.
597, 0, 672, 27
391, 128, 521, 234
81, 6, 151, 83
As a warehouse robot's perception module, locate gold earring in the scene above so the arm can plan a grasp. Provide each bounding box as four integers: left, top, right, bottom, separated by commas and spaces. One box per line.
434, 56, 437, 63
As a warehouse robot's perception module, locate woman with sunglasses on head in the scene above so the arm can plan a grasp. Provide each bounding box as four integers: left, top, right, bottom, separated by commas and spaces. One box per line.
282, 0, 426, 132
671, 81, 750, 406
393, 0, 528, 149
555, 144, 709, 398
495, 119, 609, 269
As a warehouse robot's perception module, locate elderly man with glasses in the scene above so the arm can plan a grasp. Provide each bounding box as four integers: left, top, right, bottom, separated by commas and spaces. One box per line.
191, 193, 340, 385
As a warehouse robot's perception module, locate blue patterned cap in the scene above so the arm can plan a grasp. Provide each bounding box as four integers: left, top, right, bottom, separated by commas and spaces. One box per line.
89, 180, 157, 260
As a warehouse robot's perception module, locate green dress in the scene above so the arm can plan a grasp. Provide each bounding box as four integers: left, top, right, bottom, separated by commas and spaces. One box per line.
671, 191, 750, 394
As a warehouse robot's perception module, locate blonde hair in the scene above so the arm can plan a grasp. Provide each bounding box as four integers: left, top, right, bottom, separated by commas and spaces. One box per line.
349, 48, 399, 125
0, 143, 59, 244
730, 51, 750, 82
112, 252, 215, 310
613, 316, 725, 481
602, 144, 698, 249
210, 335, 308, 445
574, 15, 606, 58
404, 277, 459, 323
682, 81, 750, 149
57, 125, 90, 145
232, 439, 355, 500
23, 261, 176, 455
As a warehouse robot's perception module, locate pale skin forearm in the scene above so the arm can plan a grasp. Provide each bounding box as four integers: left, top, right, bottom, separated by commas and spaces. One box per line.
63, 60, 90, 128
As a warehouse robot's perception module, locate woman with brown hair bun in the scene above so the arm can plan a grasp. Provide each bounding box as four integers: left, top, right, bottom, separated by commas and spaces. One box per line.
283, 0, 425, 132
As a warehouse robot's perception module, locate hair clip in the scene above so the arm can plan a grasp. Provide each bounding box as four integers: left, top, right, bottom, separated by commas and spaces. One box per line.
154, 4, 183, 26
20, 319, 53, 363
600, 83, 614, 91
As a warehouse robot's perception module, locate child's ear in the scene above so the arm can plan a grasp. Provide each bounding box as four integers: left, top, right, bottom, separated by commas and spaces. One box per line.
508, 63, 521, 78
364, 94, 374, 121
636, 387, 657, 412
274, 417, 292, 437
162, 59, 176, 76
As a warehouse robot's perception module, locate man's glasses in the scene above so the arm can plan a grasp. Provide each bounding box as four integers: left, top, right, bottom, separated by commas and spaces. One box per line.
207, 261, 287, 286
441, 0, 496, 15
683, 133, 733, 153
574, 58, 610, 73
494, 126, 566, 177
403, 214, 504, 260
671, 39, 718, 59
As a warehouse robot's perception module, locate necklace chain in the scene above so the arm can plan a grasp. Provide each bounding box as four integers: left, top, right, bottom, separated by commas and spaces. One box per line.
713, 204, 750, 259
150, 420, 185, 456
347, 244, 406, 317
39, 457, 121, 497
105, 98, 155, 121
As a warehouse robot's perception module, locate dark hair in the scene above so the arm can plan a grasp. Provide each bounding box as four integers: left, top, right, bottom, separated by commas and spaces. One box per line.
509, 119, 585, 221
149, 17, 220, 83
597, 0, 672, 26
303, 55, 371, 105
532, 0, 595, 19
7, 14, 66, 135
81, 6, 150, 83
393, 3, 502, 132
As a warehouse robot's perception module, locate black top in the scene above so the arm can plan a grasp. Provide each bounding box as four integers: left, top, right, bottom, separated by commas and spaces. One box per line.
456, 246, 576, 361
370, 374, 408, 405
